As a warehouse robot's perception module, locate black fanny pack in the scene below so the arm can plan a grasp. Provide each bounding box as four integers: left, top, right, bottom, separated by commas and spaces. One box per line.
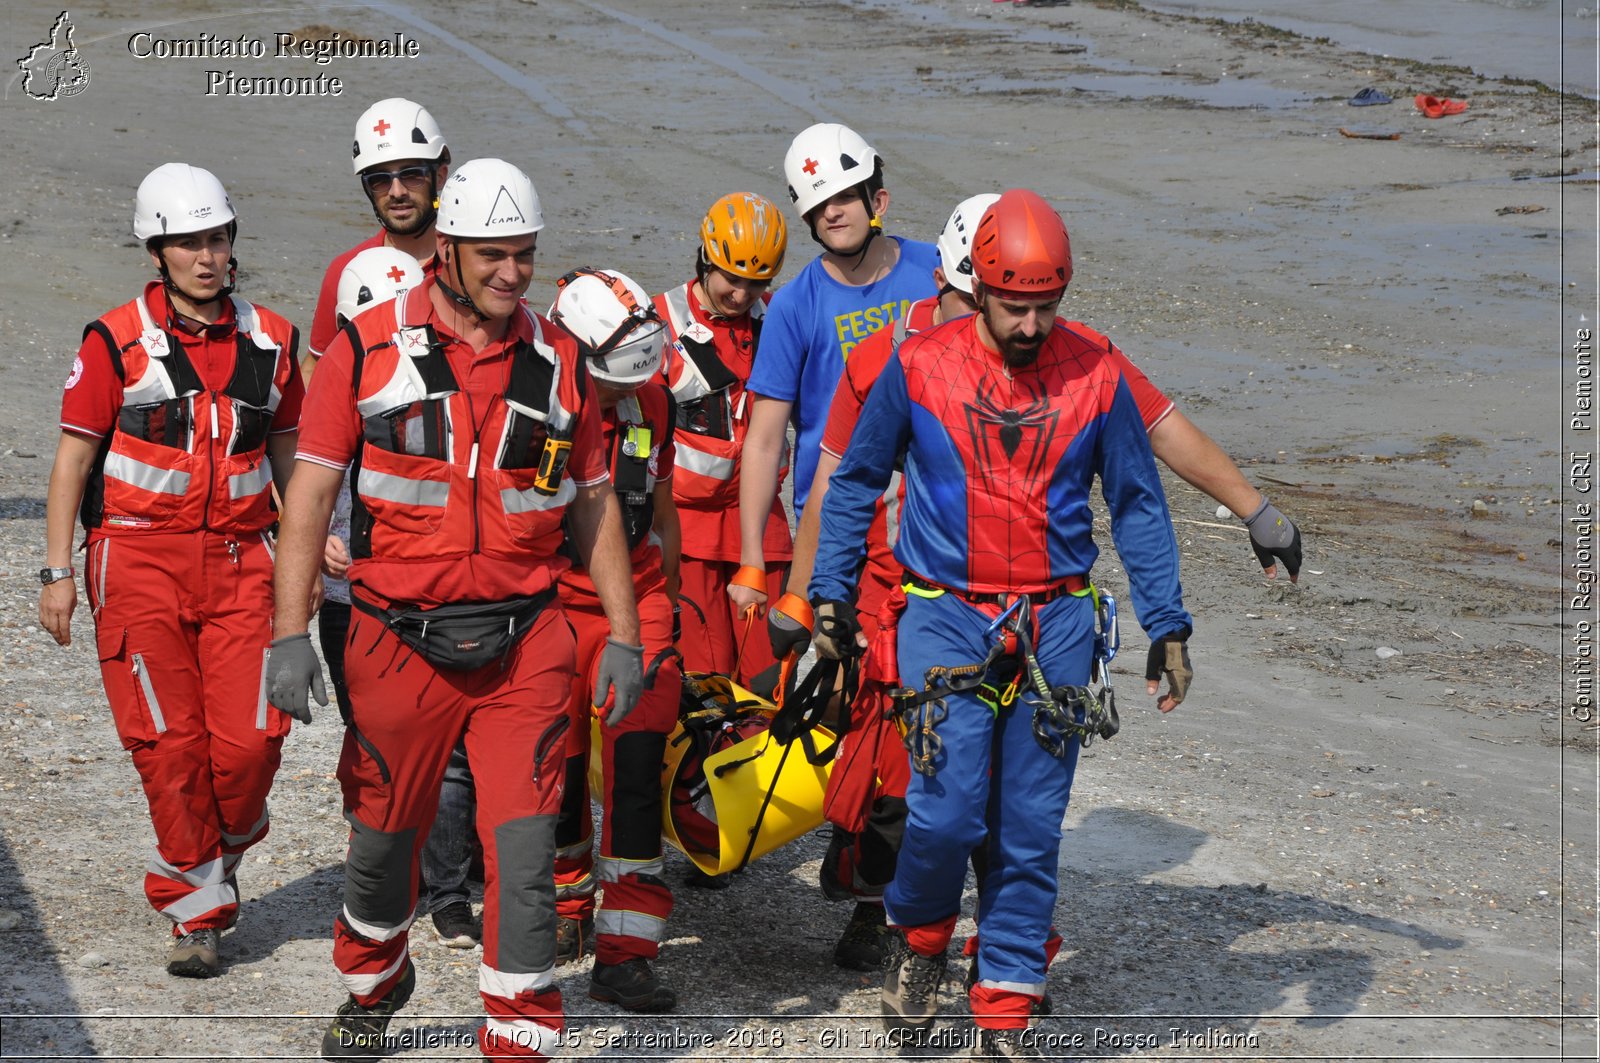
352, 589, 554, 671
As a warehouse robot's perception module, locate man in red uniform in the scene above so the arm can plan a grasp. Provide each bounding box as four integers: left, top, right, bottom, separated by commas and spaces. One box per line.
39, 163, 304, 978
305, 97, 450, 372
267, 159, 646, 1062
653, 192, 790, 686
308, 98, 481, 953
547, 268, 681, 1012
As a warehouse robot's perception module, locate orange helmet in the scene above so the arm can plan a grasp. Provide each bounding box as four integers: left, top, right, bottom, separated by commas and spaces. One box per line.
971, 188, 1072, 299
699, 192, 787, 282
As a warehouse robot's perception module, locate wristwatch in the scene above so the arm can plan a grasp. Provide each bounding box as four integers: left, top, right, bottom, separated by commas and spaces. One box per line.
39, 566, 75, 586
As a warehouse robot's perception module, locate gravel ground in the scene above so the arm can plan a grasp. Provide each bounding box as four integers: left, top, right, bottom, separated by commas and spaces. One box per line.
0, 0, 1595, 1060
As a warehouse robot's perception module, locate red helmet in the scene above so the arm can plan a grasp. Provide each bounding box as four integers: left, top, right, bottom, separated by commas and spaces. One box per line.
971, 188, 1072, 298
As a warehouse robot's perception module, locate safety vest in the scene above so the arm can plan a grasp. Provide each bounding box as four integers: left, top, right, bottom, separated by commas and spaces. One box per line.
565, 382, 674, 568
654, 283, 761, 509
80, 290, 297, 535
346, 291, 586, 567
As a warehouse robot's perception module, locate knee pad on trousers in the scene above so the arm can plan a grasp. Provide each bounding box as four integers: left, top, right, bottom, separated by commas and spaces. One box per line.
555, 754, 590, 849
493, 815, 558, 973
607, 731, 668, 861
860, 794, 907, 890
344, 815, 419, 929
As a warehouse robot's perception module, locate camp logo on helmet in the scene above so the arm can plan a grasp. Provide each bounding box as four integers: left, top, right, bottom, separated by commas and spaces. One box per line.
188, 206, 214, 221
485, 185, 525, 226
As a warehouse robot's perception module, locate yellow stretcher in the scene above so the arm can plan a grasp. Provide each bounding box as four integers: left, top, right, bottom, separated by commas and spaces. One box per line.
589, 672, 834, 876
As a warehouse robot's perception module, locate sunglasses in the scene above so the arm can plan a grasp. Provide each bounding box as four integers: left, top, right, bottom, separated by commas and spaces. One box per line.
361, 165, 432, 195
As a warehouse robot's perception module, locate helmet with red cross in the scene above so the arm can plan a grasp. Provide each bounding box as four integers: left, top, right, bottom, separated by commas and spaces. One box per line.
336, 247, 422, 327
351, 97, 447, 175
782, 123, 883, 221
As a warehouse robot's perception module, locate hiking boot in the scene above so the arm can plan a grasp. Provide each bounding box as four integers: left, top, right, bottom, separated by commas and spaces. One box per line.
881, 931, 946, 1032
817, 828, 854, 902
167, 927, 221, 978
964, 955, 1053, 1017
971, 1026, 1044, 1060
554, 914, 593, 966
833, 901, 888, 970
321, 962, 415, 1060
588, 957, 677, 1013
429, 902, 481, 949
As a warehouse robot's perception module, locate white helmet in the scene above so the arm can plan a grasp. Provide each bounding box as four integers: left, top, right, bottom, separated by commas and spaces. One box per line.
437, 158, 544, 238
783, 122, 882, 219
549, 268, 667, 386
336, 247, 423, 326
133, 163, 236, 241
937, 193, 1002, 296
351, 97, 447, 175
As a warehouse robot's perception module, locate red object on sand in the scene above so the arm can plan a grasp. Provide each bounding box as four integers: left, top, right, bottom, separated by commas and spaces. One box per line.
1415, 94, 1469, 118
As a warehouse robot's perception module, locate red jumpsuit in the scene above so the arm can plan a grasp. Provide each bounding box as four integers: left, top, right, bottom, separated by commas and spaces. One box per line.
553, 383, 680, 965
298, 282, 606, 1060
63, 282, 303, 935
653, 281, 791, 683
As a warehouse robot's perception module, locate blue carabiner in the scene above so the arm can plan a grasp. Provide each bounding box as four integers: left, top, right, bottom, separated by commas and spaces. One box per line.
984, 596, 1026, 644
1094, 592, 1120, 665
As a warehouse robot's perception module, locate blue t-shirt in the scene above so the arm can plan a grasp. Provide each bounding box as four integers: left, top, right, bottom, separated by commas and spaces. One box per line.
747, 235, 939, 509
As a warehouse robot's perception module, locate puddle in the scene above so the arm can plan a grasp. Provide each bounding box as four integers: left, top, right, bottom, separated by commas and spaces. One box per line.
968, 72, 1314, 109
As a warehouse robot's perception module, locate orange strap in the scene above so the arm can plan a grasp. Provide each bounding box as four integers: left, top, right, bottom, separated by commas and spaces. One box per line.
771, 592, 814, 629
730, 564, 769, 593
774, 652, 797, 709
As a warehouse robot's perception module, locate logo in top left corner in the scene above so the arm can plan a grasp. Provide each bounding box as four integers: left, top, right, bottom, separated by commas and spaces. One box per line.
16, 11, 91, 102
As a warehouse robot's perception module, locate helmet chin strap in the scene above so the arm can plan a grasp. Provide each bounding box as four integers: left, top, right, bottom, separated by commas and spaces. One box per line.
808, 186, 883, 266
158, 254, 236, 311
437, 240, 489, 322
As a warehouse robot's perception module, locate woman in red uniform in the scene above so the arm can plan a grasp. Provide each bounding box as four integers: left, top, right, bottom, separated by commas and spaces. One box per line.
653, 193, 789, 686
39, 163, 304, 979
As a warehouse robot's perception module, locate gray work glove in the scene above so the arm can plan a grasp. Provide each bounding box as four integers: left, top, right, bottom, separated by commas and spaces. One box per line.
767, 594, 813, 661
1243, 497, 1303, 582
1144, 627, 1193, 712
812, 598, 864, 661
594, 637, 645, 727
266, 632, 328, 724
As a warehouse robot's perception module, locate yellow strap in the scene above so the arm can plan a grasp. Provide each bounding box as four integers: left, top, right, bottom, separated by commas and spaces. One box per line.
901, 580, 945, 600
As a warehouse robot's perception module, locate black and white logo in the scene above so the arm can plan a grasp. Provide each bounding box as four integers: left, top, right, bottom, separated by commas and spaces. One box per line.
17, 11, 91, 101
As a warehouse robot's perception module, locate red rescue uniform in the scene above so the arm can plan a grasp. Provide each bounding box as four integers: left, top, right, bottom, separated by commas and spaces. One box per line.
654, 281, 790, 682
297, 280, 606, 1059
64, 281, 302, 935
554, 382, 679, 966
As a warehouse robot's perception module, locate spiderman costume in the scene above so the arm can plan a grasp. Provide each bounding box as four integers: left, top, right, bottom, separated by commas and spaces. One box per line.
811, 312, 1190, 1030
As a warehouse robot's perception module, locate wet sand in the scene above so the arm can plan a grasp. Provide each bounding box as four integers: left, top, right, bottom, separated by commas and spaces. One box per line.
0, 0, 1595, 1058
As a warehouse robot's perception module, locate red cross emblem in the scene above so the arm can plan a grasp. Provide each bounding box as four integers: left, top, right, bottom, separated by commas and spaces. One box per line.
387, 265, 407, 283
372, 118, 391, 136
802, 157, 819, 176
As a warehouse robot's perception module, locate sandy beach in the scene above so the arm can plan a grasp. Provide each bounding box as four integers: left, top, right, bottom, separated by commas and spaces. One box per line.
0, 0, 1595, 1059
